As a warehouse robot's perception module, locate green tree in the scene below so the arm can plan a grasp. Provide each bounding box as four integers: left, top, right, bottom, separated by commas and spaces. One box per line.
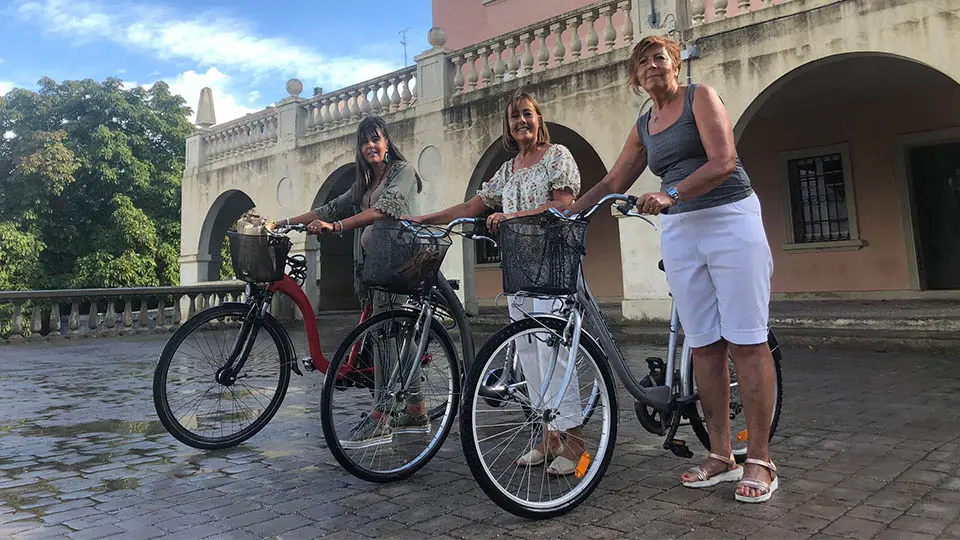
0, 77, 192, 290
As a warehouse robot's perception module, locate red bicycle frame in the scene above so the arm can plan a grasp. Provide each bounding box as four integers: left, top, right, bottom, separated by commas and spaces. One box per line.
267, 275, 372, 374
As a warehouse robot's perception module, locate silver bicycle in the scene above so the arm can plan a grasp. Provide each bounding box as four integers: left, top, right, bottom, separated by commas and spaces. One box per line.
461, 194, 783, 519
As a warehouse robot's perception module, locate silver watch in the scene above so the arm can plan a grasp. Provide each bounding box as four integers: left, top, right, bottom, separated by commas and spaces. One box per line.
666, 186, 681, 203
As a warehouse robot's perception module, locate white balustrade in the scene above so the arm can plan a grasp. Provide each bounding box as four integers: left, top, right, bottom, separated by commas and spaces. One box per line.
450, 0, 634, 96
0, 283, 246, 343
688, 0, 790, 26
300, 67, 417, 135
201, 111, 279, 163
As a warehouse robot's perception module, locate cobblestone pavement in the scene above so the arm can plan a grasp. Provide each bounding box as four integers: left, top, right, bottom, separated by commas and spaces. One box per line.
1, 320, 960, 540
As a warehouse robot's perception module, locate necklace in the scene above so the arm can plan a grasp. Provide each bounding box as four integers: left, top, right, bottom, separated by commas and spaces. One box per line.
651, 88, 681, 123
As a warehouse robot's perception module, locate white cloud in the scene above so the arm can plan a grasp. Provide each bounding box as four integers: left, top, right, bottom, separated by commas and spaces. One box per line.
123, 67, 259, 124
0, 81, 16, 94
16, 0, 398, 90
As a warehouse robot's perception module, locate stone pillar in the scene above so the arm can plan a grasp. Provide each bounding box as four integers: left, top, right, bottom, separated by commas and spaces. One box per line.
415, 27, 455, 114
178, 253, 216, 286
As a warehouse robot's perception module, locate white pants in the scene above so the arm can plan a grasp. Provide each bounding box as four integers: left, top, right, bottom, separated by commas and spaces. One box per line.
508, 296, 582, 431
660, 193, 774, 348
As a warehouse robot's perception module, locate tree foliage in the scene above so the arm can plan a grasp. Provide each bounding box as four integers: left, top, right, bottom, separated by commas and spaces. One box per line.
0, 77, 193, 290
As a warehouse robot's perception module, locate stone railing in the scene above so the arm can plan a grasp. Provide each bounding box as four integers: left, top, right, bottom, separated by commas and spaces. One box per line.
201, 109, 280, 163
689, 0, 790, 25
302, 66, 417, 135
449, 0, 636, 95
0, 282, 246, 344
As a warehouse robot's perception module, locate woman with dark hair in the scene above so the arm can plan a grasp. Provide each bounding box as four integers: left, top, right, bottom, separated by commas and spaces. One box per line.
271, 115, 426, 448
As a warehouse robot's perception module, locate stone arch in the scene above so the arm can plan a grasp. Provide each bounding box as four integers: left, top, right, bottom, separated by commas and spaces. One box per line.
313, 164, 360, 310
197, 189, 256, 282
734, 52, 960, 294
462, 122, 624, 312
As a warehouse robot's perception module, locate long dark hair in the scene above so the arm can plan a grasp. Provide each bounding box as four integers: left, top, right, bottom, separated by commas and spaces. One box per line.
353, 116, 420, 202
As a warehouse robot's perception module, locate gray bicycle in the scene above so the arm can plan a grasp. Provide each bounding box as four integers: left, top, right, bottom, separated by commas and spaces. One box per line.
461, 194, 783, 519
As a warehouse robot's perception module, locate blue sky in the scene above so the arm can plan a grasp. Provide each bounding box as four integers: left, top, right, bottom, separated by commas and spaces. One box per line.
0, 0, 432, 123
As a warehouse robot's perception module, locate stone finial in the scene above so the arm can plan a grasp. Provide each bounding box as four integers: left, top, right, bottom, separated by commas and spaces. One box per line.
196, 87, 216, 128
286, 79, 303, 98
427, 27, 447, 49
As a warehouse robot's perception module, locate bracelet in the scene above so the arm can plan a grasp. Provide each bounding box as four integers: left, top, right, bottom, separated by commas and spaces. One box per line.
285, 217, 290, 226
335, 220, 344, 237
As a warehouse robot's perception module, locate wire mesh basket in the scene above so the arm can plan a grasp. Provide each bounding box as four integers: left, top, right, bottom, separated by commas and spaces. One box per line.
227, 231, 292, 283
360, 219, 452, 295
499, 213, 587, 296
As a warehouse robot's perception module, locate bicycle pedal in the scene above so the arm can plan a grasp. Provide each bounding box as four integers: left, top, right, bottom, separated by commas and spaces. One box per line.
667, 439, 694, 459
301, 357, 317, 372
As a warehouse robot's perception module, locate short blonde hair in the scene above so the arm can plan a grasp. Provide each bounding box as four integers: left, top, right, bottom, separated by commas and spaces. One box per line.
502, 89, 551, 152
628, 35, 682, 96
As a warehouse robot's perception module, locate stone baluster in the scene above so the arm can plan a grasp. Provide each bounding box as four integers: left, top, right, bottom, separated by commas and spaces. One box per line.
30, 304, 42, 341
104, 299, 117, 336
358, 86, 371, 116
690, 0, 707, 25
379, 80, 392, 113
505, 38, 520, 80
187, 294, 198, 320
156, 296, 166, 332
520, 33, 535, 76
568, 17, 583, 61
715, 0, 729, 19
321, 98, 334, 128
739, 0, 751, 13
761, 0, 772, 6
9, 301, 24, 342
348, 90, 361, 120
389, 77, 402, 111
68, 300, 81, 338
478, 46, 493, 87
122, 299, 134, 335
601, 5, 618, 50
138, 298, 149, 333
584, 11, 600, 55
551, 23, 566, 65
172, 295, 183, 328
620, 1, 634, 44
369, 83, 382, 114
452, 55, 466, 94
87, 298, 98, 335
535, 28, 550, 70
400, 74, 413, 107
331, 94, 344, 125
464, 52, 479, 91
48, 303, 61, 340
492, 42, 506, 83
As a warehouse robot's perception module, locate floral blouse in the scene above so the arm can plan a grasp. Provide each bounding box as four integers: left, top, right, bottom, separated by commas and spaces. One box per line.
478, 144, 581, 214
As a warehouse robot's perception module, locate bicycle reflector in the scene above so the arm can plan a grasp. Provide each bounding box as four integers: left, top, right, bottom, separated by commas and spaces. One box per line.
737, 429, 749, 442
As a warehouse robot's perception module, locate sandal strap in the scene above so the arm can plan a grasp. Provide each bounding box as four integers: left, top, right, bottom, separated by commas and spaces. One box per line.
737, 478, 771, 494
685, 465, 710, 482
708, 452, 737, 467
744, 458, 777, 473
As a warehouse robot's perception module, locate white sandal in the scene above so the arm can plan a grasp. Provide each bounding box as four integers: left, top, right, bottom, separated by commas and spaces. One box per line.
735, 458, 778, 503
546, 455, 577, 476
517, 443, 564, 467
681, 452, 743, 488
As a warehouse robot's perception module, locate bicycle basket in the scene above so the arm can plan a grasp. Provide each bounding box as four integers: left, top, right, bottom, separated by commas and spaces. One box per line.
360, 219, 452, 294
499, 213, 587, 296
227, 231, 292, 283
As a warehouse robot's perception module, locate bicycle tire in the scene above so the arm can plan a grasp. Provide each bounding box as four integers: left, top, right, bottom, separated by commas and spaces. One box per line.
153, 303, 292, 450
321, 309, 461, 483
461, 316, 618, 519
689, 329, 784, 464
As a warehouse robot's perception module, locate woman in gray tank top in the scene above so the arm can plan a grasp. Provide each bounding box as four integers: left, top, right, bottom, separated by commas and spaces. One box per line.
568, 35, 779, 504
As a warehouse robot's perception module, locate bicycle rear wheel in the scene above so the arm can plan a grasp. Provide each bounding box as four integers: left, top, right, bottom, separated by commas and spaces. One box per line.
461, 316, 617, 519
690, 329, 784, 463
153, 303, 292, 450
321, 309, 460, 482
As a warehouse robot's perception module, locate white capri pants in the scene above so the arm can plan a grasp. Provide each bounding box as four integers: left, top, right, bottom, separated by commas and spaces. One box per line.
508, 296, 583, 431
659, 193, 774, 349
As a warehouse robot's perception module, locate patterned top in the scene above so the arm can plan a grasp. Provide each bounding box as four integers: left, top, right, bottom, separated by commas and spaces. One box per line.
478, 144, 581, 213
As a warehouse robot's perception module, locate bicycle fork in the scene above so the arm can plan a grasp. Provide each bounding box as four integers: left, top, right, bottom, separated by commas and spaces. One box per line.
216, 296, 271, 386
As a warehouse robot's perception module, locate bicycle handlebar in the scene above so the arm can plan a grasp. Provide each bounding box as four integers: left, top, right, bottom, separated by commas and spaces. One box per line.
554, 193, 658, 231
398, 217, 498, 247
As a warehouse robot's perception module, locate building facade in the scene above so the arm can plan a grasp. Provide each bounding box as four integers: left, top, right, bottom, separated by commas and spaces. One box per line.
179, 0, 960, 319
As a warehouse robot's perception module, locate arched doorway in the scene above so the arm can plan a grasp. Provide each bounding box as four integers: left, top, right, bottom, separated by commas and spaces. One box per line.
463, 122, 624, 310
735, 53, 960, 294
198, 189, 256, 282
313, 165, 360, 310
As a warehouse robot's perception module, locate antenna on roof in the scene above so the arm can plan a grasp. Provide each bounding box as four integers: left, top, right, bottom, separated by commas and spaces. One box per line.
399, 27, 412, 67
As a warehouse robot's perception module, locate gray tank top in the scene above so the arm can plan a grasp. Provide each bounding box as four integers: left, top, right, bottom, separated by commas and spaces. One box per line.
637, 84, 752, 214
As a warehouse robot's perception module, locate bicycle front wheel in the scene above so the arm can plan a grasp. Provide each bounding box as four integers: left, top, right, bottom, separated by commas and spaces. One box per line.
461, 316, 618, 519
321, 309, 460, 482
153, 303, 292, 450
